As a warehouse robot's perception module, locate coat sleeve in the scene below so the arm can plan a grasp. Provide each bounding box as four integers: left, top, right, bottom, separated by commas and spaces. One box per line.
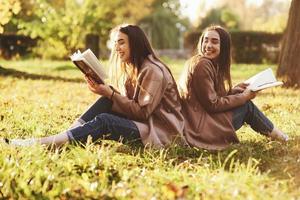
192, 58, 247, 113
111, 66, 164, 121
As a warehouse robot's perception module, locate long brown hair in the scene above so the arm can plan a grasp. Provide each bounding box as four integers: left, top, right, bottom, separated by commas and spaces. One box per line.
109, 24, 177, 97
119, 25, 156, 71
198, 25, 232, 92
108, 24, 156, 95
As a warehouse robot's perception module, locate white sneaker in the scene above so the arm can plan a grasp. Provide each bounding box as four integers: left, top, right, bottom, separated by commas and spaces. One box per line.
10, 138, 37, 146
269, 128, 289, 142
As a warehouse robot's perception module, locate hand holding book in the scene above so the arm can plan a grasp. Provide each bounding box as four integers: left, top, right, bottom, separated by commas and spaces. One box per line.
85, 75, 114, 97
70, 49, 107, 84
232, 82, 249, 94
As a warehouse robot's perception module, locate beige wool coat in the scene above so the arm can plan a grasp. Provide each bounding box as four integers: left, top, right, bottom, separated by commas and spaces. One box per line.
179, 56, 249, 150
111, 55, 185, 147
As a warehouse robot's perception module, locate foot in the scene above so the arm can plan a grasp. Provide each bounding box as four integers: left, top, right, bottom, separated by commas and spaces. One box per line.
269, 128, 289, 142
1, 138, 37, 147
1, 138, 38, 146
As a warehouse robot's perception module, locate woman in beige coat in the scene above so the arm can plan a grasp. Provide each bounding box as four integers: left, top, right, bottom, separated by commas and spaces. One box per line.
179, 25, 288, 150
6, 25, 185, 147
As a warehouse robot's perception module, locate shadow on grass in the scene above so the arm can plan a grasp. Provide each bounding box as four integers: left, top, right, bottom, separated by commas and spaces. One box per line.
115, 137, 300, 187
265, 135, 300, 186
0, 65, 83, 83
54, 65, 77, 71
69, 137, 299, 174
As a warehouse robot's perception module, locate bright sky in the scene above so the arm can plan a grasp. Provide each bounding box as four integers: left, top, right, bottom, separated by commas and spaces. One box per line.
180, 0, 265, 22
179, 0, 208, 22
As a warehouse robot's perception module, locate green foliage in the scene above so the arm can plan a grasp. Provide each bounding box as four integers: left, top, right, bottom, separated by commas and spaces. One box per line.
15, 0, 154, 59
230, 31, 282, 64
248, 0, 289, 33
198, 7, 239, 31
0, 59, 300, 198
0, 0, 21, 33
195, 0, 289, 33
16, 0, 110, 59
139, 0, 189, 49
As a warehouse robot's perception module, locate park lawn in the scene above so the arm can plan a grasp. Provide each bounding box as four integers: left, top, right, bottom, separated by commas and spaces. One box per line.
0, 58, 299, 199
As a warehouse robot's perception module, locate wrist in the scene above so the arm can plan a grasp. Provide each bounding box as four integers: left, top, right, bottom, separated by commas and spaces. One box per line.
110, 90, 115, 100
241, 93, 249, 101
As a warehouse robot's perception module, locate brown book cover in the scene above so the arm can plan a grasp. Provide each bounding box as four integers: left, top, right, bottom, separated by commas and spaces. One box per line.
70, 49, 107, 84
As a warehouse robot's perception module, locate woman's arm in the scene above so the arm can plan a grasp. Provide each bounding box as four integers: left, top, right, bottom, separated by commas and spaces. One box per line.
111, 66, 164, 121
85, 67, 164, 121
192, 59, 253, 113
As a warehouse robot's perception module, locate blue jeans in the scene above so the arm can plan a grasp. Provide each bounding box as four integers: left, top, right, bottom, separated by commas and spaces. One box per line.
232, 101, 274, 135
67, 97, 141, 144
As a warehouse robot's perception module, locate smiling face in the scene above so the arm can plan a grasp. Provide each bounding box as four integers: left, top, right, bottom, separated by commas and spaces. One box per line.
115, 31, 131, 63
201, 30, 220, 60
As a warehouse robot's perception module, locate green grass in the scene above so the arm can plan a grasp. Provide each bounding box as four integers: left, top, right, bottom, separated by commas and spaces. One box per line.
0, 59, 300, 199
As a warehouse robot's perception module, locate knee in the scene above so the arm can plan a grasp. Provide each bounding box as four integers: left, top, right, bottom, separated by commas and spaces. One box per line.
245, 100, 255, 108
94, 113, 113, 125
245, 100, 253, 105
244, 100, 261, 115
97, 96, 112, 105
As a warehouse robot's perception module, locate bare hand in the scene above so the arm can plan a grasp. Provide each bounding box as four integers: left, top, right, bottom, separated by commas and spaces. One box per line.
242, 88, 257, 100
85, 76, 113, 97
232, 82, 249, 94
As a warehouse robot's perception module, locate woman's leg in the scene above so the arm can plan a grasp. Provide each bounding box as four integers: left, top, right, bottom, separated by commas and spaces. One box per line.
69, 97, 113, 129
9, 130, 71, 147
232, 101, 288, 141
67, 113, 140, 144
9, 97, 113, 147
10, 113, 140, 146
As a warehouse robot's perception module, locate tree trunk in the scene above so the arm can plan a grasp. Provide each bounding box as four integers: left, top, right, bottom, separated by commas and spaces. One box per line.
277, 0, 300, 88
85, 34, 100, 59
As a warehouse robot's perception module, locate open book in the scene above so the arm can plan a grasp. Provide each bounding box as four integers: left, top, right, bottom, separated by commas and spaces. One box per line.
70, 49, 107, 84
244, 68, 283, 91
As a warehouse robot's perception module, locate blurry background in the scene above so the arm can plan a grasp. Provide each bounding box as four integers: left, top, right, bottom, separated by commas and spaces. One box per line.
0, 0, 291, 63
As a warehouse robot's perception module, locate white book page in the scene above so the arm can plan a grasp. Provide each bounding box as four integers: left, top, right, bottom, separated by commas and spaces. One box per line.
251, 81, 283, 91
244, 68, 282, 91
70, 50, 84, 61
81, 49, 107, 80
70, 49, 106, 84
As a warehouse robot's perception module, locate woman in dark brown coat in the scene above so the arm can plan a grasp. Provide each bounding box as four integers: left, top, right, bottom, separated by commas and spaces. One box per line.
179, 25, 288, 150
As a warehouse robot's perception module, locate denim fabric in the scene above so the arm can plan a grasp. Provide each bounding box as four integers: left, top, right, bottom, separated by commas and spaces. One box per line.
232, 101, 274, 135
79, 97, 113, 123
68, 97, 141, 144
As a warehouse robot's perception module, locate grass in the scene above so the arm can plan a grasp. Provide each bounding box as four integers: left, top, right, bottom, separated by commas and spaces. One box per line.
0, 58, 300, 199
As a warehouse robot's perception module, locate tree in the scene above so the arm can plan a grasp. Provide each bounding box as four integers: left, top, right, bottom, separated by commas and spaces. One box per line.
194, 0, 290, 33
250, 0, 290, 33
277, 0, 300, 87
0, 0, 21, 33
139, 0, 189, 49
15, 0, 153, 59
198, 7, 239, 31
